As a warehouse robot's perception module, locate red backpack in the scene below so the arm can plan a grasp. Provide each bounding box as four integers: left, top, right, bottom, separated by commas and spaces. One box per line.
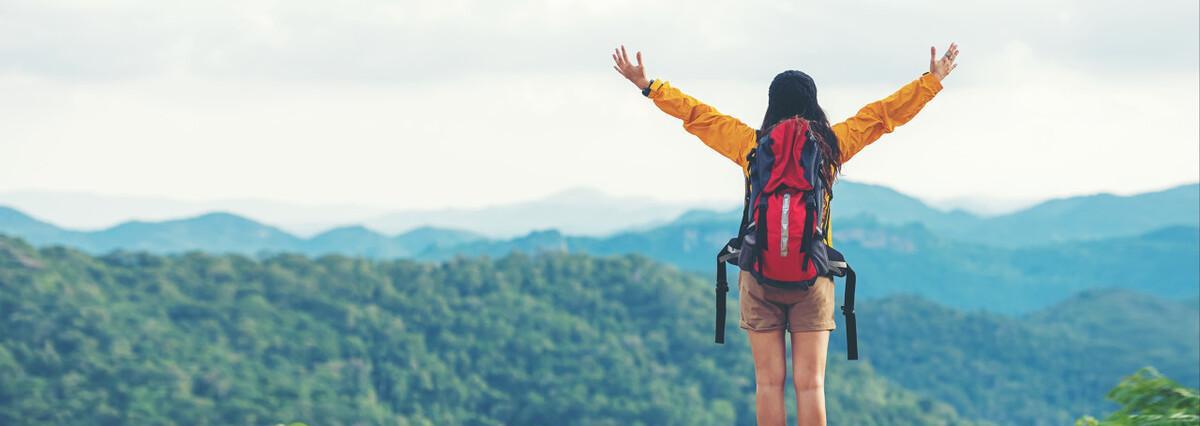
714, 116, 860, 360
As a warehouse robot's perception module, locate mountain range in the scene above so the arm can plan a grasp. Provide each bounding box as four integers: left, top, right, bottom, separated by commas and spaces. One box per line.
0, 207, 483, 259
793, 181, 1199, 247
0, 187, 730, 238
2, 182, 1196, 314
408, 216, 1200, 313
2, 182, 1195, 253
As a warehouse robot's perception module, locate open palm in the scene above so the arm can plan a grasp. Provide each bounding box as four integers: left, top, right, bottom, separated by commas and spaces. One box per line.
930, 42, 960, 81
612, 45, 649, 90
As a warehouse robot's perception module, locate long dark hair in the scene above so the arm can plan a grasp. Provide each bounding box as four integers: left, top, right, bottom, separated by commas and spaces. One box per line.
760, 70, 841, 199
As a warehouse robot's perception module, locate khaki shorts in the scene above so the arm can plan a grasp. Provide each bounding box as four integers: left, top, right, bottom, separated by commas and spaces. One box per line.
738, 270, 837, 333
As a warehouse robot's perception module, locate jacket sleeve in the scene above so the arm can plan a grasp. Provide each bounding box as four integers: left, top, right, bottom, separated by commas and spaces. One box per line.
646, 79, 757, 170
832, 72, 944, 163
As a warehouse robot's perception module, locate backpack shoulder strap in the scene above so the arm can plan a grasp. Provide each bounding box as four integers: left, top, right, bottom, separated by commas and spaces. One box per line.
737, 130, 760, 239
826, 246, 858, 360
716, 133, 760, 344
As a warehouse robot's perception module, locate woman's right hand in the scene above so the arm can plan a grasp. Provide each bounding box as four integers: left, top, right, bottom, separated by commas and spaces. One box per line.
612, 45, 650, 90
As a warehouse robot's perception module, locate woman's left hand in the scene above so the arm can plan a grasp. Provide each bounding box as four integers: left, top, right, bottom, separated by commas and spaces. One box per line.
612, 45, 650, 91
929, 42, 960, 81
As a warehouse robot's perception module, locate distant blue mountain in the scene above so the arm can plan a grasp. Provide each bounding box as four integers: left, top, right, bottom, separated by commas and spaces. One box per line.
414, 214, 1198, 313
89, 212, 301, 253
299, 225, 483, 258
659, 180, 979, 230
832, 181, 980, 229
946, 183, 1200, 246
1, 182, 1196, 314
4, 181, 1195, 252
0, 208, 484, 258
0, 206, 81, 247
648, 181, 1200, 247
360, 186, 728, 237
302, 225, 400, 257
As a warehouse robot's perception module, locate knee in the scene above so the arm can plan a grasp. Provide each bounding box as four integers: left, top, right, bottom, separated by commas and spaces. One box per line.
793, 373, 824, 393
755, 368, 787, 392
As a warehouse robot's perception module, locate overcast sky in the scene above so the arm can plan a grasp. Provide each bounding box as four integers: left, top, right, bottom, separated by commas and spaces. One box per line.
2, 0, 1197, 212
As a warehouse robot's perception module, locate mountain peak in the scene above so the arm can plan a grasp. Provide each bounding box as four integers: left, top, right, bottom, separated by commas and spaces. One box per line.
543, 186, 610, 203
188, 211, 252, 223
0, 205, 42, 223
312, 224, 384, 238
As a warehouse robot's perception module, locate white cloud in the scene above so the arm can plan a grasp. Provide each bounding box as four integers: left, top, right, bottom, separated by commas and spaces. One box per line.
0, 0, 1196, 215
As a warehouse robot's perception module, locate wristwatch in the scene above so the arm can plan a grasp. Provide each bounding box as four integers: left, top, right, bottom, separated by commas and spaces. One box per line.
641, 79, 656, 97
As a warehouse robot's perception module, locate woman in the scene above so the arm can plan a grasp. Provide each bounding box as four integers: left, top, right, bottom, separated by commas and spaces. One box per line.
611, 43, 959, 425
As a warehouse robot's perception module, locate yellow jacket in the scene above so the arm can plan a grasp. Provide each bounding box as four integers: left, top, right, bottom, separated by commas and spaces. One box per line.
645, 72, 944, 246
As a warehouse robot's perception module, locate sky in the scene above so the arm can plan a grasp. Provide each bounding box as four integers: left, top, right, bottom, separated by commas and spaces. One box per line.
2, 0, 1198, 217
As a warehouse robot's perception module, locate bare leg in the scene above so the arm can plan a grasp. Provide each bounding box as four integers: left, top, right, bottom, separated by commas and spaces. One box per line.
791, 329, 830, 426
748, 328, 788, 425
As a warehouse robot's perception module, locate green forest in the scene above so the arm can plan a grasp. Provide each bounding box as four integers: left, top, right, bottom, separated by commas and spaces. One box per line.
1, 234, 1197, 425
0, 235, 976, 425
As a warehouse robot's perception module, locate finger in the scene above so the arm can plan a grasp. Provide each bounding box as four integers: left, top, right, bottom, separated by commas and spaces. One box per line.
930, 46, 936, 63
612, 53, 619, 66
621, 45, 630, 65
636, 51, 643, 68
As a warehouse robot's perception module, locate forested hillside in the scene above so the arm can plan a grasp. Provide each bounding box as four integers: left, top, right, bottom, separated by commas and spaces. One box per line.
3, 234, 1196, 424
0, 235, 976, 425
841, 291, 1199, 425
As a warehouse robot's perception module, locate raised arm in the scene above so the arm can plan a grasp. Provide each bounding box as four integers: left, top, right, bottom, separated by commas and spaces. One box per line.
612, 45, 756, 170
833, 43, 960, 163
